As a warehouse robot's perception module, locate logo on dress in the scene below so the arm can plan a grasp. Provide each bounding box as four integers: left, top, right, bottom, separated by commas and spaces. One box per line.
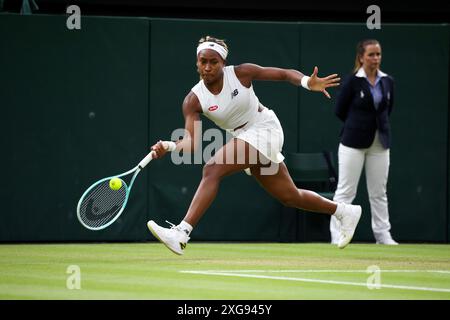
231, 89, 239, 99
208, 105, 219, 111
360, 90, 365, 98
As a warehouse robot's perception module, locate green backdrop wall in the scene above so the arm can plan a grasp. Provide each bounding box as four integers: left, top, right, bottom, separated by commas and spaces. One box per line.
0, 13, 448, 243
0, 14, 150, 241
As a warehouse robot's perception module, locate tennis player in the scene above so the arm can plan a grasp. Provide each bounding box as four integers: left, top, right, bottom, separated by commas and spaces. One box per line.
147, 36, 361, 255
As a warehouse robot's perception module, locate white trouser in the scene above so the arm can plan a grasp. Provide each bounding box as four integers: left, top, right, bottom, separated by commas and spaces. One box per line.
330, 131, 392, 243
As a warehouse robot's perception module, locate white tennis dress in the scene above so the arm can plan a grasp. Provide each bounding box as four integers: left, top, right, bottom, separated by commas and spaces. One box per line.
191, 65, 285, 164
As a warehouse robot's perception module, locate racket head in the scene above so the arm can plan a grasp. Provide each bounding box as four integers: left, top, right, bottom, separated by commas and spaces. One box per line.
76, 177, 130, 230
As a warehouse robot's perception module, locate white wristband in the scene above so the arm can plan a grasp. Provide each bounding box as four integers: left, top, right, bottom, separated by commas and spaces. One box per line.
301, 76, 311, 90
161, 141, 177, 152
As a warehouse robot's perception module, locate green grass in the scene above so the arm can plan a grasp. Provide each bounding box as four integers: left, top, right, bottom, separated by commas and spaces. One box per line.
0, 242, 449, 299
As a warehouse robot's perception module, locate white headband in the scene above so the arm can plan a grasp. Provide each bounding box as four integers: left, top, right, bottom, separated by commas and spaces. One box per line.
196, 41, 228, 60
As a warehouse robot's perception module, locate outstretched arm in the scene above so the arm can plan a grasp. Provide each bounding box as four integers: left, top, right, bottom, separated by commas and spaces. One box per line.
151, 91, 202, 158
234, 63, 340, 99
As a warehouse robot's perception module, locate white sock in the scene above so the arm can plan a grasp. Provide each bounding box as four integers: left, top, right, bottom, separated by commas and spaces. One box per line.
178, 220, 193, 236
333, 203, 346, 220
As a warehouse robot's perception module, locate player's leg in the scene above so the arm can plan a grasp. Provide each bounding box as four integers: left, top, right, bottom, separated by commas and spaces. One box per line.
147, 138, 258, 255
250, 161, 337, 214
182, 138, 257, 226
251, 161, 361, 248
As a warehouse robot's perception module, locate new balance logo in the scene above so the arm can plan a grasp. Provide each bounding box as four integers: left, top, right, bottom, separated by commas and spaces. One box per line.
231, 89, 238, 99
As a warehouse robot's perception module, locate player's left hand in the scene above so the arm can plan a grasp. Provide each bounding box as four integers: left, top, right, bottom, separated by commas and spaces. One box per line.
307, 66, 340, 99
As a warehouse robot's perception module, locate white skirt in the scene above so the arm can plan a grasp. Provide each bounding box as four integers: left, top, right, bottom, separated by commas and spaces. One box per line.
231, 107, 285, 164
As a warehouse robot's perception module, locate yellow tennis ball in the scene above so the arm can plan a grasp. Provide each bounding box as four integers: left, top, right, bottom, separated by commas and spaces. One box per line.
109, 177, 122, 191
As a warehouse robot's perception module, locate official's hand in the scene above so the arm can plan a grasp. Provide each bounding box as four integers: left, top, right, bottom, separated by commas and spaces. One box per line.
307, 66, 340, 99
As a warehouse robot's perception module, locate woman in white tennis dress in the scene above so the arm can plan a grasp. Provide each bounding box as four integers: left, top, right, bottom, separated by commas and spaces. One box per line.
147, 36, 362, 255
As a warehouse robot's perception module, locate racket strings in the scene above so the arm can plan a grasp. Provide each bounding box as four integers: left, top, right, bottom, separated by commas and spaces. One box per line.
79, 180, 127, 229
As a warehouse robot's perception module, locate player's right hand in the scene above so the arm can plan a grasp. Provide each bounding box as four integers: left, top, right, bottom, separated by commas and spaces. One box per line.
151, 140, 169, 159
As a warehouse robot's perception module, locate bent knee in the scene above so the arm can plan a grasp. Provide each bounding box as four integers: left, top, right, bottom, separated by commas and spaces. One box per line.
202, 162, 224, 180
281, 199, 297, 208
279, 190, 300, 208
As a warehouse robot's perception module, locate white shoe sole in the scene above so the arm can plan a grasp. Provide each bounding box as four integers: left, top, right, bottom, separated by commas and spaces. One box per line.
147, 221, 184, 256
376, 241, 399, 245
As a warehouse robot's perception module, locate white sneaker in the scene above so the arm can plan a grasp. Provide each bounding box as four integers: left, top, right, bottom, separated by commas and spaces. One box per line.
330, 216, 341, 245
330, 230, 340, 245
337, 205, 362, 249
147, 220, 190, 255
376, 235, 399, 245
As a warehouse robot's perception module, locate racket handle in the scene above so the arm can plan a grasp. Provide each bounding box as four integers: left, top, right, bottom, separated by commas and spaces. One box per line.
138, 151, 156, 169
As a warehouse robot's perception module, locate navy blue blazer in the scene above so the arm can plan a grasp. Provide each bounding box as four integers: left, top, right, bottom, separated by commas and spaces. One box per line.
335, 73, 394, 149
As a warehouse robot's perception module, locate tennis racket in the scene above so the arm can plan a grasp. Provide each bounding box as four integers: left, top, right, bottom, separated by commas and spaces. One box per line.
77, 149, 158, 231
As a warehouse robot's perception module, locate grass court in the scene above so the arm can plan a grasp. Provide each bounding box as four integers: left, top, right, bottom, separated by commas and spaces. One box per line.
1, 242, 449, 300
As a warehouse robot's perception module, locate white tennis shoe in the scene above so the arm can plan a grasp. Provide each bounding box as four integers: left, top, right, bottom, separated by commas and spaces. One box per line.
336, 204, 362, 249
376, 234, 399, 245
147, 220, 190, 255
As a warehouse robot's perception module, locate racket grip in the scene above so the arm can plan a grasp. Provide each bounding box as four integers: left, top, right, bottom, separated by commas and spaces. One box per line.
161, 141, 177, 152
138, 151, 156, 169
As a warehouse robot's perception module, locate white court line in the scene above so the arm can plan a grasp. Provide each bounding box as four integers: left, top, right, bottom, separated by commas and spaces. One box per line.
179, 270, 450, 293
182, 269, 450, 274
